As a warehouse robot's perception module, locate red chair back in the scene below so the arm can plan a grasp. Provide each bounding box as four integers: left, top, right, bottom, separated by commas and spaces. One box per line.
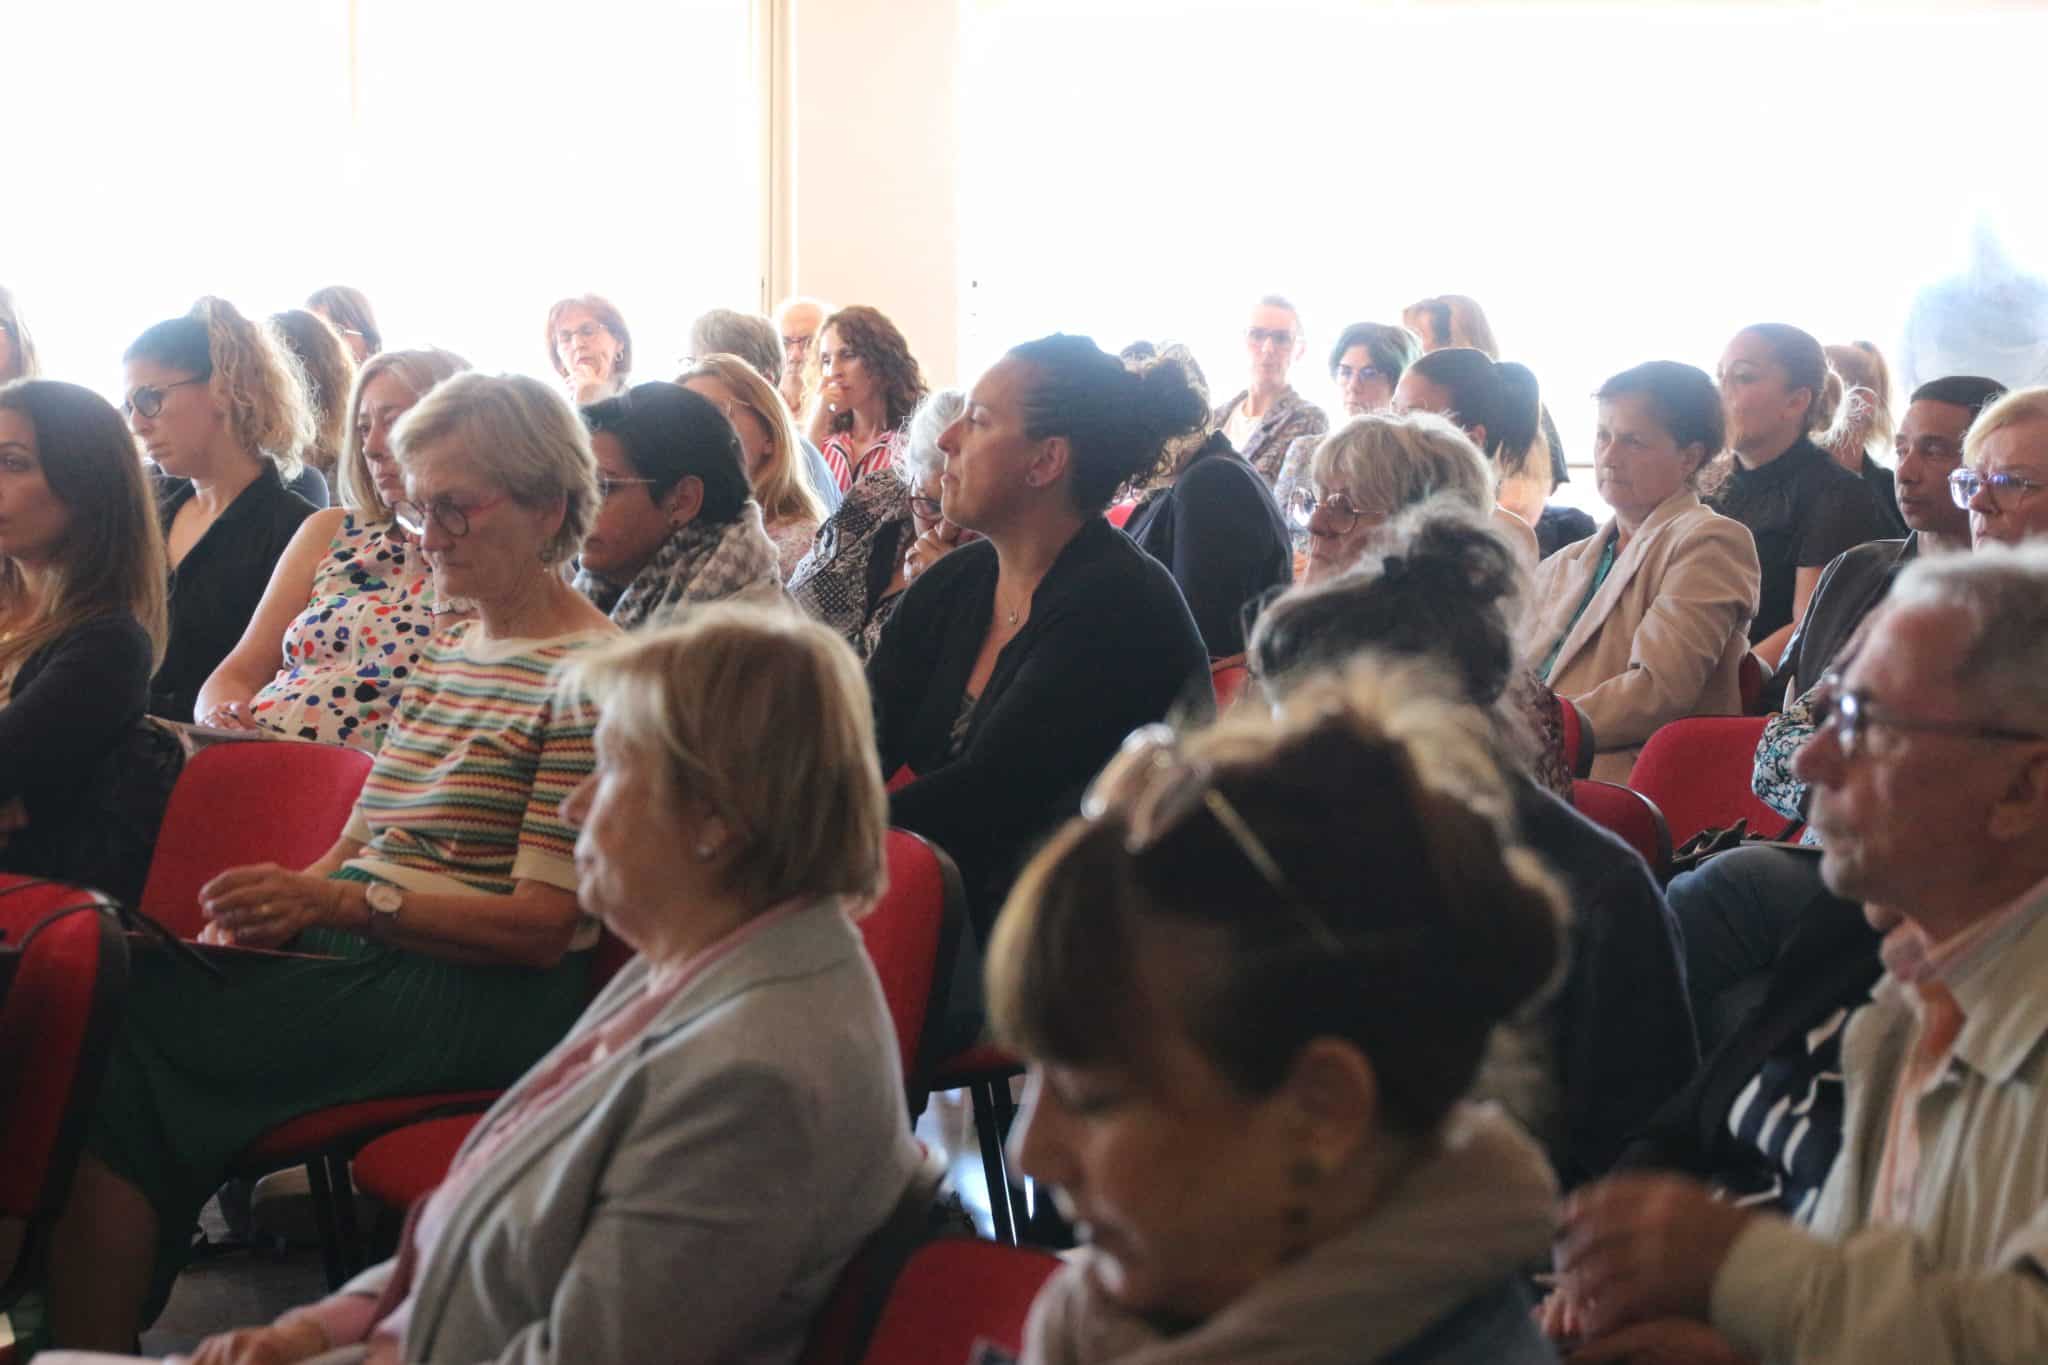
1573, 780, 1673, 879
861, 831, 964, 1110
138, 741, 373, 938
857, 1239, 1061, 1365
1211, 657, 1252, 709
1105, 501, 1137, 529
1629, 716, 1785, 849
1557, 695, 1594, 779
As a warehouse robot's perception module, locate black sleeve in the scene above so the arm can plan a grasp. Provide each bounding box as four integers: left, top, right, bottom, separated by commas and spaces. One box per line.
1155, 464, 1292, 658
1793, 470, 1887, 570
865, 554, 950, 779
0, 617, 153, 812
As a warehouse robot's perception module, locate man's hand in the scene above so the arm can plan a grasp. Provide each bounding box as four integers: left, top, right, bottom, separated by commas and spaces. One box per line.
1555, 1174, 1758, 1339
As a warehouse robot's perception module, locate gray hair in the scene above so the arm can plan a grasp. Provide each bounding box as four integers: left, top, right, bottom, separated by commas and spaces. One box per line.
1886, 541, 2048, 731
688, 309, 782, 386
897, 388, 965, 490
1310, 411, 1495, 519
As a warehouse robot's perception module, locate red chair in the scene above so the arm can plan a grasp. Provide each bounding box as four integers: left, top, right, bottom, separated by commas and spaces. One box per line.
1629, 717, 1789, 850
930, 1043, 1027, 1244
1557, 695, 1595, 779
1739, 651, 1770, 716
1105, 501, 1138, 529
1211, 655, 1252, 709
137, 740, 373, 939
857, 1239, 1061, 1365
1573, 780, 1673, 880
0, 880, 129, 1307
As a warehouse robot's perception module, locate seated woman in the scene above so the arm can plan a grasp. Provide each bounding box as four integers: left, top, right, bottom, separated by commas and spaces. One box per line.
1821, 339, 1909, 537
195, 348, 470, 750
270, 307, 358, 490
992, 671, 1563, 1364
869, 334, 1212, 942
307, 284, 382, 366
1251, 508, 1698, 1188
789, 388, 967, 658
1285, 411, 1573, 793
679, 352, 830, 579
0, 381, 168, 905
176, 609, 924, 1365
1273, 318, 1421, 511
1520, 361, 1762, 782
1391, 346, 1546, 564
1121, 348, 1293, 659
127, 298, 320, 723
547, 293, 632, 405
809, 304, 928, 490
1, 284, 41, 383
45, 373, 619, 1349
572, 381, 784, 628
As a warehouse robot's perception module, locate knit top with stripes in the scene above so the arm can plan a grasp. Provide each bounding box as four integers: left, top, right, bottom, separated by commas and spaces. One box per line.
341, 620, 614, 897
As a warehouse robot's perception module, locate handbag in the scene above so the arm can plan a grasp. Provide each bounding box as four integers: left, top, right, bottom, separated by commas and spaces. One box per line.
1667, 816, 1805, 879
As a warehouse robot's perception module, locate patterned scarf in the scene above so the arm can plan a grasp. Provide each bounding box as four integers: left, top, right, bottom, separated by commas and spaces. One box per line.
574, 501, 785, 630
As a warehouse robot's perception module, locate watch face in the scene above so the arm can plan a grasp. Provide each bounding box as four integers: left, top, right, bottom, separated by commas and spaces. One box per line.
366, 883, 403, 915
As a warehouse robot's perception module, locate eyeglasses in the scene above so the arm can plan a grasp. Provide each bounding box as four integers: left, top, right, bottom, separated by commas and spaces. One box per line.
781, 333, 815, 352
1813, 670, 2048, 759
1083, 724, 1342, 954
1246, 327, 1298, 351
554, 322, 610, 349
1285, 488, 1371, 534
390, 493, 510, 540
1949, 467, 2047, 511
598, 475, 658, 500
1334, 363, 1385, 386
123, 378, 207, 420
909, 493, 943, 521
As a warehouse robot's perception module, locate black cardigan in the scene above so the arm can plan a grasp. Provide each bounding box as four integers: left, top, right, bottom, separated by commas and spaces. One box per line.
870, 517, 1212, 934
151, 465, 316, 722
1124, 450, 1293, 659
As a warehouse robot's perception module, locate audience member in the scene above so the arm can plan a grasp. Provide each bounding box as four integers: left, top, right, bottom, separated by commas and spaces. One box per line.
44, 373, 618, 1349
267, 308, 353, 506
1523, 361, 1761, 781
306, 284, 381, 365
1555, 549, 2048, 1365
573, 381, 782, 628
774, 294, 828, 416
679, 353, 829, 578
1822, 339, 1908, 537
869, 334, 1211, 949
0, 381, 168, 904
1253, 508, 1697, 1187
1122, 348, 1292, 659
1271, 319, 1419, 511
546, 293, 632, 405
1392, 347, 1545, 563
790, 388, 966, 658
181, 609, 925, 1365
194, 348, 470, 750
1405, 291, 1574, 488
1705, 322, 1890, 665
125, 298, 318, 723
811, 304, 926, 491
0, 285, 40, 382
681, 307, 841, 512
1956, 384, 2048, 548
1212, 294, 1329, 485
994, 670, 1563, 1364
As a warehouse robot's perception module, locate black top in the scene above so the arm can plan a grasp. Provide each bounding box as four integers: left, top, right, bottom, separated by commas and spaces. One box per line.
1515, 777, 1699, 1189
1705, 436, 1889, 644
151, 464, 316, 722
1536, 504, 1598, 560
1123, 449, 1293, 659
870, 516, 1212, 935
1764, 534, 1916, 709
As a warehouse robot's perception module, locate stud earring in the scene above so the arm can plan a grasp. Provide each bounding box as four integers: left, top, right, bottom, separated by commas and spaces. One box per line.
695, 842, 717, 862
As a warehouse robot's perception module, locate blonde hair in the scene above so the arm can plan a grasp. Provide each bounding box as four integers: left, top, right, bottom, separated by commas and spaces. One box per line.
391, 372, 598, 565
1820, 340, 1896, 460
679, 354, 827, 526
560, 604, 888, 909
195, 297, 314, 478
270, 309, 357, 481
1309, 411, 1495, 518
1962, 385, 2048, 469
0, 286, 39, 382
335, 348, 471, 519
1403, 295, 1499, 358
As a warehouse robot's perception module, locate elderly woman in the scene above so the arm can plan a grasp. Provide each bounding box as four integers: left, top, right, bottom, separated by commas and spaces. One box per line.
680, 352, 830, 579
0, 284, 40, 382
789, 388, 966, 657
1251, 507, 1698, 1189
1521, 361, 1762, 782
809, 304, 928, 490
1272, 320, 1420, 512
44, 373, 619, 1349
994, 671, 1563, 1363
125, 298, 319, 723
172, 609, 924, 1365
547, 293, 632, 405
195, 348, 469, 750
572, 381, 784, 628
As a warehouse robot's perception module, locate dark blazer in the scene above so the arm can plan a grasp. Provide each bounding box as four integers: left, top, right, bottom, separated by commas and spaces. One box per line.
151, 465, 316, 722
1763, 534, 1915, 709
1123, 445, 1293, 658
870, 517, 1211, 934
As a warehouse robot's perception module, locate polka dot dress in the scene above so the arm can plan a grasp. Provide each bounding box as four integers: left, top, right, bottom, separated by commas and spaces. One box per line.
248, 514, 438, 752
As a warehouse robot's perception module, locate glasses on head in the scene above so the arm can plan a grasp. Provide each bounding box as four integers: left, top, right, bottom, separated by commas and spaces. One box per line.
1812, 670, 2048, 759
390, 493, 510, 540
554, 322, 609, 349
1949, 467, 2047, 511
1285, 488, 1369, 534
909, 493, 943, 521
1335, 363, 1385, 386
123, 377, 207, 420
598, 475, 658, 500
1246, 326, 1297, 351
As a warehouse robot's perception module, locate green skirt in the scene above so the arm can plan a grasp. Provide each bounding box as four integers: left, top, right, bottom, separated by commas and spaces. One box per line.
86, 869, 590, 1323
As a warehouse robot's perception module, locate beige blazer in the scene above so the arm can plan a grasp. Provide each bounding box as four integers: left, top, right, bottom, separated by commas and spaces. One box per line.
1521, 490, 1759, 782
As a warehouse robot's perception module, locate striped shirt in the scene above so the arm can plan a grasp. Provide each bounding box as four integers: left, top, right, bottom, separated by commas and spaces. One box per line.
343, 621, 614, 896
821, 429, 899, 492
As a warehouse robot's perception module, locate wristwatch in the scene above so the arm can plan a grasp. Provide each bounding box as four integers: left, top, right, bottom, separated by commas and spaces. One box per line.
364, 882, 404, 940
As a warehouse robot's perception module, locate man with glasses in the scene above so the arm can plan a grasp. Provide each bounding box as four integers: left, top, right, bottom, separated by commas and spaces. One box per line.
1557, 545, 2048, 1365
1213, 295, 1328, 486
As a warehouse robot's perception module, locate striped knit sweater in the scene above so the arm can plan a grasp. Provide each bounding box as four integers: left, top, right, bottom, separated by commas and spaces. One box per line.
343, 620, 614, 896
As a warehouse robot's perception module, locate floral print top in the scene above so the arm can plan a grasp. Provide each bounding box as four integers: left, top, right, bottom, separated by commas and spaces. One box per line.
248, 514, 437, 752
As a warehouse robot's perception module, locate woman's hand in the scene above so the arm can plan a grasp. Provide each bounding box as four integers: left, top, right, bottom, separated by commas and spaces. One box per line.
903, 520, 970, 585
186, 1316, 329, 1365
200, 698, 264, 731
199, 864, 348, 949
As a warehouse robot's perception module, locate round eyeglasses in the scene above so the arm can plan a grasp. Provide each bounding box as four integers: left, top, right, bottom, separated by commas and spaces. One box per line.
1950, 467, 2048, 511
1285, 488, 1368, 534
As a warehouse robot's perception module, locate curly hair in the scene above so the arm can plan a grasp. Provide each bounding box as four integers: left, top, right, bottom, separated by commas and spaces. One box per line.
270, 308, 358, 480
813, 305, 927, 434
124, 297, 315, 478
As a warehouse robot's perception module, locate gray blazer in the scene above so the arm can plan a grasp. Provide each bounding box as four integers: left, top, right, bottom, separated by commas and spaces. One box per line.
341, 900, 926, 1365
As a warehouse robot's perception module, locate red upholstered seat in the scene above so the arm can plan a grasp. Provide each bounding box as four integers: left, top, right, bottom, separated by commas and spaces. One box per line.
1105, 501, 1138, 528
1558, 695, 1595, 779
1629, 716, 1788, 849
350, 1112, 483, 1213
1211, 658, 1252, 709
1573, 780, 1673, 880
856, 1239, 1061, 1365
237, 1092, 501, 1164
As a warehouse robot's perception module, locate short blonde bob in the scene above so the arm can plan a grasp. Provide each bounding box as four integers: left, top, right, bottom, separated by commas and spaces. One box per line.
335, 348, 471, 519
1962, 385, 2048, 469
560, 604, 888, 910
1309, 410, 1494, 519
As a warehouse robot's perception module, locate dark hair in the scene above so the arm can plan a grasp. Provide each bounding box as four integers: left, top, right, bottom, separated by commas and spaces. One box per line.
126, 297, 312, 476
1595, 360, 1726, 465
581, 382, 750, 524
1735, 323, 1828, 430
1492, 361, 1543, 474
306, 286, 382, 356
1406, 297, 1453, 349
817, 305, 927, 434
1911, 374, 2008, 416
1118, 340, 1158, 366
688, 309, 783, 386
546, 294, 633, 383
1008, 334, 1209, 511
988, 706, 1559, 1137
124, 314, 213, 378
1408, 347, 1533, 463
1327, 322, 1422, 387
1250, 509, 1520, 707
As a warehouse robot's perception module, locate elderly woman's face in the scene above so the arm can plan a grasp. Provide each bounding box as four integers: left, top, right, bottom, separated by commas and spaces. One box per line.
561, 716, 697, 950
1299, 476, 1387, 584
582, 431, 686, 581
1593, 393, 1698, 529
1965, 417, 2048, 548
554, 304, 625, 391
401, 438, 562, 605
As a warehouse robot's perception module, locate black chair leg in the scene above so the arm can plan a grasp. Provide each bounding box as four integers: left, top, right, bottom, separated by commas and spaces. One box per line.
304, 1158, 346, 1290
970, 1078, 1018, 1245
327, 1152, 363, 1275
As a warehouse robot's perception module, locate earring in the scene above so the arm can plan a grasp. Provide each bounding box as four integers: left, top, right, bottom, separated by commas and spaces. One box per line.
695, 842, 717, 862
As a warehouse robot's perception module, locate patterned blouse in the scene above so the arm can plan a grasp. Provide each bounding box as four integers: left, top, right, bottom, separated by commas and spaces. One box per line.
248, 514, 437, 752
789, 467, 914, 659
